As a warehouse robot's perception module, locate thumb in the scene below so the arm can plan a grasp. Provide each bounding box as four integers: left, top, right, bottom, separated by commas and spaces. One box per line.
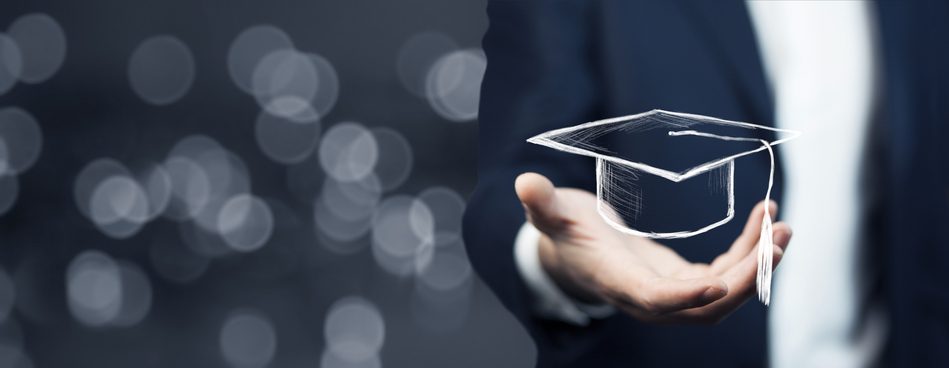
515, 173, 566, 234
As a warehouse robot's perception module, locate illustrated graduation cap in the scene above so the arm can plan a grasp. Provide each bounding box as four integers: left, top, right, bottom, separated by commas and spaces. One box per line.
527, 109, 801, 305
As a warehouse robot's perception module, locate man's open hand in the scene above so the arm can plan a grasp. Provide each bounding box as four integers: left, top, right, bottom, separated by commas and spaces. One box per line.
515, 172, 792, 324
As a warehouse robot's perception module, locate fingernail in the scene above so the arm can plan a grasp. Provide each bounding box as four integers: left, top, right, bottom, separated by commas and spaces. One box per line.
773, 231, 790, 246
702, 285, 727, 302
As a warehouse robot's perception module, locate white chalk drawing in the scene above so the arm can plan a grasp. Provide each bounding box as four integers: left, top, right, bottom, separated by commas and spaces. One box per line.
527, 109, 801, 305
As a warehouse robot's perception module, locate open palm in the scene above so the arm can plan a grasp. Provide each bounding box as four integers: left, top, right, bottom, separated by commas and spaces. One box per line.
516, 172, 791, 324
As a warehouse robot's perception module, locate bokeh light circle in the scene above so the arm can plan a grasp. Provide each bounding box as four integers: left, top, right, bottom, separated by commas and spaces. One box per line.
252, 49, 319, 120
0, 34, 23, 95
168, 133, 226, 159
416, 234, 472, 294
411, 234, 473, 334
140, 164, 172, 220
217, 194, 274, 252
74, 158, 132, 220
0, 107, 42, 175
191, 150, 253, 234
314, 195, 372, 249
321, 175, 381, 222
128, 35, 196, 105
7, 13, 66, 84
370, 128, 413, 192
219, 310, 277, 368
306, 53, 340, 118
425, 49, 486, 122
88, 175, 149, 239
111, 261, 153, 327
228, 25, 294, 94
163, 134, 250, 227
319, 122, 378, 183
88, 176, 147, 224
314, 174, 381, 252
163, 156, 211, 221
397, 32, 458, 97
320, 349, 381, 368
324, 297, 385, 363
255, 109, 321, 164
371, 196, 435, 277
66, 251, 121, 327
417, 186, 466, 237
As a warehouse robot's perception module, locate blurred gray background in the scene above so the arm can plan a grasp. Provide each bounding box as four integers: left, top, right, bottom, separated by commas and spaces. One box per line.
0, 0, 536, 367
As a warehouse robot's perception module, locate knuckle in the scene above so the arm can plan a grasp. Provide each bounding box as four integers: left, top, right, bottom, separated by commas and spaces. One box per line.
637, 294, 662, 316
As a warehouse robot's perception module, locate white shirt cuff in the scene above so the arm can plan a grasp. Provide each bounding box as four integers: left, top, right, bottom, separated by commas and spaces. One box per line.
514, 222, 615, 325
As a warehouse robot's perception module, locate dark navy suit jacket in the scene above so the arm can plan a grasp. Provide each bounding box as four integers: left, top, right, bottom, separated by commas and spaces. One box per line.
463, 1, 949, 367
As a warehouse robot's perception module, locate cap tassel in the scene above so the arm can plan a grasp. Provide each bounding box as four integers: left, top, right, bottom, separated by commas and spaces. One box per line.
756, 139, 775, 305
665, 130, 779, 305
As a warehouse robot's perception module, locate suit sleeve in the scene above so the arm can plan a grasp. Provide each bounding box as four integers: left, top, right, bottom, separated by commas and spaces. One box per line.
462, 0, 608, 364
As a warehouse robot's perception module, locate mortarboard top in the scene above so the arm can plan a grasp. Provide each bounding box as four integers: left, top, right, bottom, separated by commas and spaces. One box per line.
526, 109, 801, 304
527, 109, 800, 185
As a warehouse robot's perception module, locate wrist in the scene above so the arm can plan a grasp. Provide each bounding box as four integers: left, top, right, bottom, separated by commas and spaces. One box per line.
537, 233, 607, 305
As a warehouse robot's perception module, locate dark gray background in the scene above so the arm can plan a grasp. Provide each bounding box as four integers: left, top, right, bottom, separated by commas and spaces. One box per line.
0, 0, 536, 367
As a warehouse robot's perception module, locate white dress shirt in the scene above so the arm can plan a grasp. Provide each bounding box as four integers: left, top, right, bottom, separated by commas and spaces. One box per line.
514, 1, 884, 366
748, 2, 885, 367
